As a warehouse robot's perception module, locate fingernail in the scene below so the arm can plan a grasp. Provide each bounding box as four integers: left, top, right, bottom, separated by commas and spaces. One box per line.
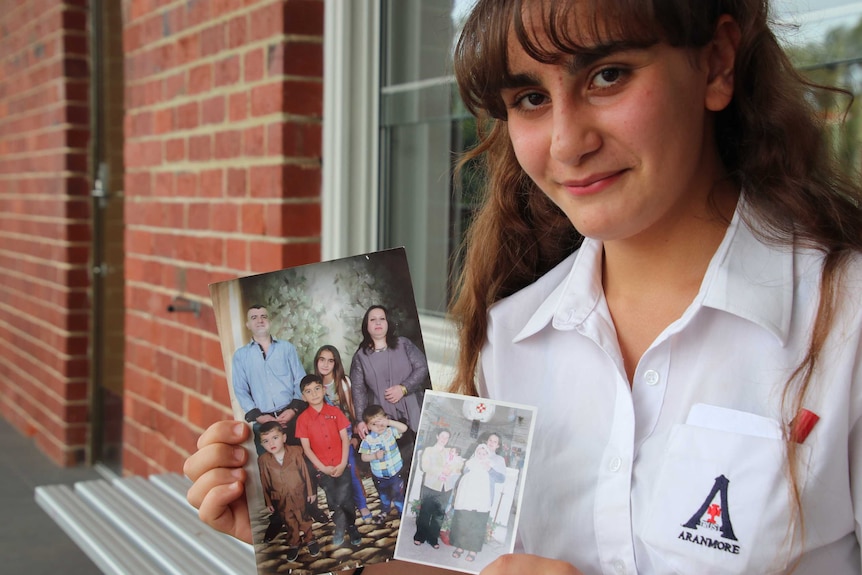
233, 422, 245, 436
233, 447, 245, 462
230, 468, 243, 479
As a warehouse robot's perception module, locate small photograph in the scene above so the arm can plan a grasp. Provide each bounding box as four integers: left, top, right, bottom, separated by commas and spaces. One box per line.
209, 248, 432, 575
395, 390, 537, 574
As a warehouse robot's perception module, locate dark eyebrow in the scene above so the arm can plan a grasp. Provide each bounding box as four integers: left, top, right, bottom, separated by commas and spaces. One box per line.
566, 40, 645, 73
503, 40, 650, 89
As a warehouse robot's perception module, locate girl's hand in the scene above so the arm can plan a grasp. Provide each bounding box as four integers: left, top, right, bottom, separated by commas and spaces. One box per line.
333, 462, 347, 477
481, 555, 583, 575
184, 421, 253, 544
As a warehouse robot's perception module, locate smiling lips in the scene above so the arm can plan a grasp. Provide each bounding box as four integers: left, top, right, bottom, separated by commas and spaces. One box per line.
560, 170, 626, 196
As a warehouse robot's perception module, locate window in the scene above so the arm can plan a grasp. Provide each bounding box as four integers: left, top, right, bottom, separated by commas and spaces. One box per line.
323, 0, 476, 316
323, 0, 476, 383
776, 1, 862, 176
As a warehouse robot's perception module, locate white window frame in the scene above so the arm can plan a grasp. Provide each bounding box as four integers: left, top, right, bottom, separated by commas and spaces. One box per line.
323, 0, 457, 388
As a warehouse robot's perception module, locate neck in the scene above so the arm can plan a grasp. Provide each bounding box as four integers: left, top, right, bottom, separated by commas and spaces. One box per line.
253, 334, 271, 345
309, 401, 324, 412
601, 184, 738, 382
602, 184, 738, 298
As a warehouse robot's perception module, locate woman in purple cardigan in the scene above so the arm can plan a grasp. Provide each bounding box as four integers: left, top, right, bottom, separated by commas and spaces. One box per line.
350, 305, 429, 439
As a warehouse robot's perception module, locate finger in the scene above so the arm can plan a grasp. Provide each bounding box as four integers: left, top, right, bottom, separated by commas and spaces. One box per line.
186, 464, 246, 509
196, 478, 253, 544
196, 420, 249, 450
184, 440, 248, 482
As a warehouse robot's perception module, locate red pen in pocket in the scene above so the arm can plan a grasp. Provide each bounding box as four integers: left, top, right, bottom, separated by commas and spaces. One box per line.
789, 408, 819, 444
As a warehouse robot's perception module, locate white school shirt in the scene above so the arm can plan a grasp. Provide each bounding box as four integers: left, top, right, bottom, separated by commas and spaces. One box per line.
478, 207, 862, 575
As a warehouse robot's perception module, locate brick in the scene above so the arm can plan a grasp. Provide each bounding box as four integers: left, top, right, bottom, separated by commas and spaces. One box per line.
227, 14, 247, 49
243, 47, 264, 83
201, 95, 225, 125
250, 81, 280, 116
214, 129, 242, 159
226, 168, 246, 197
188, 63, 212, 95
214, 54, 240, 87
243, 126, 264, 156
267, 121, 321, 158
282, 80, 323, 116
272, 41, 323, 77
175, 101, 199, 130
188, 135, 211, 162
200, 24, 224, 57
228, 92, 247, 121
272, 201, 321, 237
199, 169, 224, 198
249, 2, 283, 41
284, 0, 324, 35
164, 137, 185, 162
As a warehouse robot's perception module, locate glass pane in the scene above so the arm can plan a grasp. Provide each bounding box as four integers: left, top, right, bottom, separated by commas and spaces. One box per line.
776, 0, 862, 175
380, 0, 478, 315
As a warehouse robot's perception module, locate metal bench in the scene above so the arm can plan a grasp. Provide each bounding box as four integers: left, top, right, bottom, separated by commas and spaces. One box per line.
35, 469, 255, 575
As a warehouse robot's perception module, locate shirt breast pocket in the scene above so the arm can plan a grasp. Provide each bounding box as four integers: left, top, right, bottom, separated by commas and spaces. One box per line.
638, 415, 810, 575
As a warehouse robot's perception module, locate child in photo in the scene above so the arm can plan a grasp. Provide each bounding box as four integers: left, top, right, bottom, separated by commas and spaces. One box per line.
295, 374, 362, 547
358, 404, 408, 525
257, 421, 320, 561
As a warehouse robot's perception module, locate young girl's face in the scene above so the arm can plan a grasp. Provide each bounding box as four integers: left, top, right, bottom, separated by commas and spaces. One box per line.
317, 350, 336, 378
501, 12, 736, 246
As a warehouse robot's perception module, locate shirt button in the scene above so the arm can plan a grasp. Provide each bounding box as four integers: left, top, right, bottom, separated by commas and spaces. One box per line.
609, 457, 622, 472
643, 369, 660, 386
613, 559, 626, 574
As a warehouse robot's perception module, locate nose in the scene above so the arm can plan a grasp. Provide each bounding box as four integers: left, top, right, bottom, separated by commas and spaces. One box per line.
549, 97, 601, 166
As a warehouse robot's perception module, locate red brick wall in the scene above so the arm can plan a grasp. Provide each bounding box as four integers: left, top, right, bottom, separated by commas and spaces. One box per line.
122, 0, 324, 476
0, 0, 91, 466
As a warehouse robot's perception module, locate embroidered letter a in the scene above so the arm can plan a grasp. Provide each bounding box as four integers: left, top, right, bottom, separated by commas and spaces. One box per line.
682, 474, 737, 541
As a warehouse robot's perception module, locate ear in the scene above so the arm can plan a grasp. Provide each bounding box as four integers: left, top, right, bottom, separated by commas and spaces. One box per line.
704, 15, 740, 112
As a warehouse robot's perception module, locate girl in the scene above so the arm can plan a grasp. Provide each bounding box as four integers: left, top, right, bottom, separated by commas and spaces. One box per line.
445, 1, 862, 573
185, 1, 862, 573
313, 344, 373, 522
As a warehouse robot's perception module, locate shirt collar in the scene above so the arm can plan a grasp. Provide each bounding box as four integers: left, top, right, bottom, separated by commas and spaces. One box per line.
514, 202, 794, 346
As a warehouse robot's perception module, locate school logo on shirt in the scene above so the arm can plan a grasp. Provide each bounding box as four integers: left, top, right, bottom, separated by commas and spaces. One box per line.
677, 474, 741, 555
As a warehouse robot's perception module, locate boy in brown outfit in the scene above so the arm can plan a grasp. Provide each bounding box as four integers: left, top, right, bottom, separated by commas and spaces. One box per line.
258, 421, 320, 560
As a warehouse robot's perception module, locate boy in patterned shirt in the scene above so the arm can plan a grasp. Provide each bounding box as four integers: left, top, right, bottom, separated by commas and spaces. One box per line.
358, 404, 408, 525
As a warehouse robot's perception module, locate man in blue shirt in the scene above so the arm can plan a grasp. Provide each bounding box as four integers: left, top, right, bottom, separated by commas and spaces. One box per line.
232, 305, 307, 454
233, 305, 330, 525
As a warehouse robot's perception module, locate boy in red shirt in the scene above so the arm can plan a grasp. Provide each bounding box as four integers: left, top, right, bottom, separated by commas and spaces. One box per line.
295, 374, 362, 547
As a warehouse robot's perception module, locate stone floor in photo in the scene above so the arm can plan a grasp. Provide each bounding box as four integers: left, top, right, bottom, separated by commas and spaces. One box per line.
394, 508, 515, 575
251, 474, 399, 574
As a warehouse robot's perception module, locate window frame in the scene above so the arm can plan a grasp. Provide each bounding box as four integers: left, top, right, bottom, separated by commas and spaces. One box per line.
323, 0, 457, 386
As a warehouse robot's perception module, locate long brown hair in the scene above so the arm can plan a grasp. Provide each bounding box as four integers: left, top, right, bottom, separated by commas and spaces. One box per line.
448, 0, 862, 548
313, 344, 355, 420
